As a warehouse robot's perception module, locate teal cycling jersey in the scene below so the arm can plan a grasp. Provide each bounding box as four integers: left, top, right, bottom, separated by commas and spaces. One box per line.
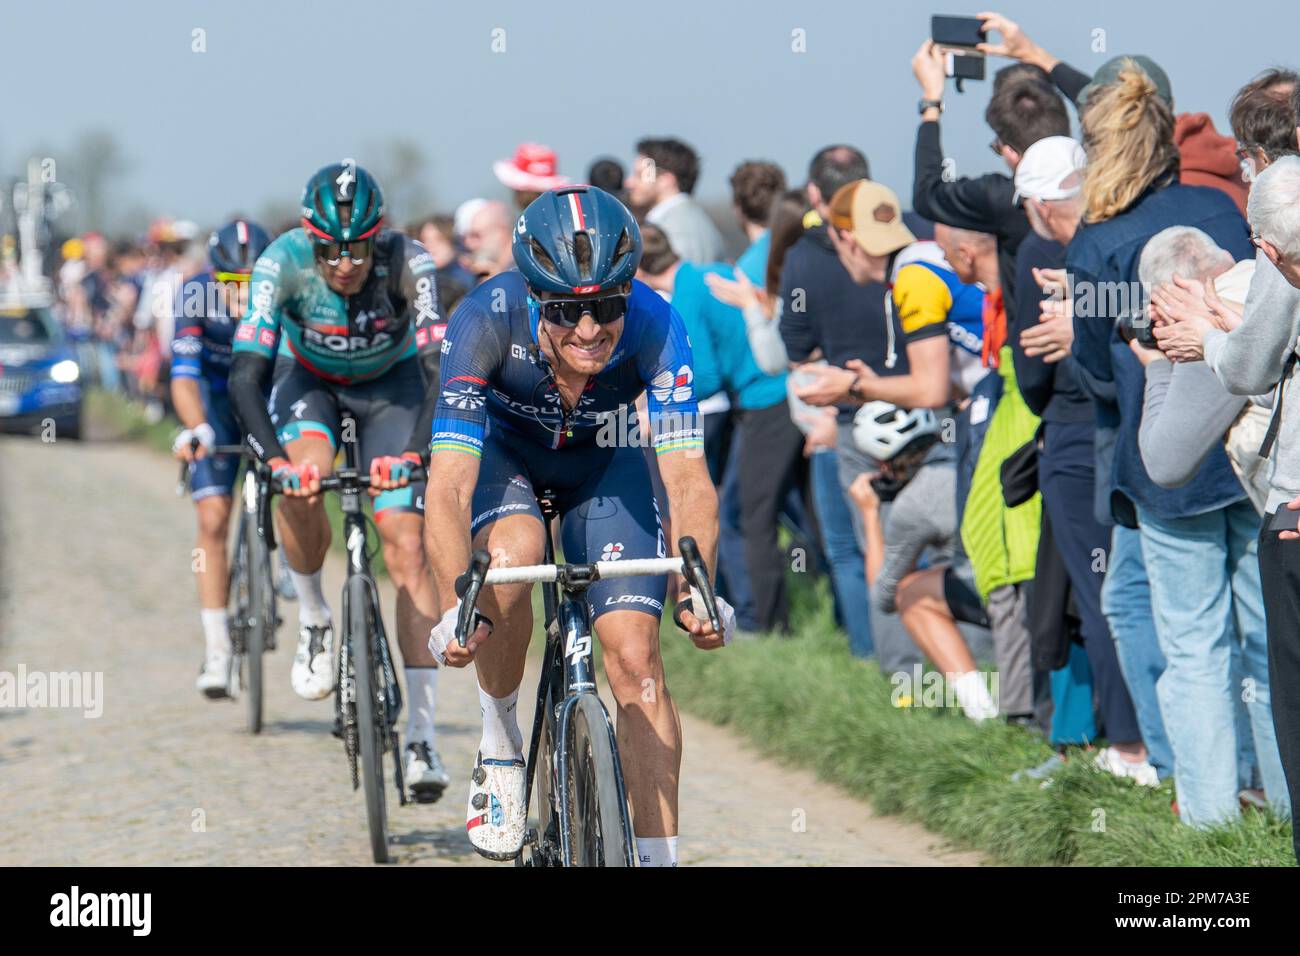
231, 228, 443, 384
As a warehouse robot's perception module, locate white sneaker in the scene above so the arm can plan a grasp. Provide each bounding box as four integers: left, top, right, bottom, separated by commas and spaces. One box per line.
291, 623, 336, 700
466, 751, 527, 861
196, 651, 231, 699
1093, 746, 1159, 787
404, 741, 451, 804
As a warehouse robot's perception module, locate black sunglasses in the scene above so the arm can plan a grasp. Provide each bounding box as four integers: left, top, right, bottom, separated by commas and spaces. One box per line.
312, 236, 374, 266
535, 293, 629, 328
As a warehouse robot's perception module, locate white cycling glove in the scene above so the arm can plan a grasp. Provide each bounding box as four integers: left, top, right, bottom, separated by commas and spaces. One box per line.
427, 601, 493, 664
173, 422, 216, 454
681, 587, 737, 646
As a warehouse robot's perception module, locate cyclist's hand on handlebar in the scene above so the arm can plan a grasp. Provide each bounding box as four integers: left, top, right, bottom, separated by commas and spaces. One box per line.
271, 457, 321, 499
674, 588, 737, 650
172, 423, 215, 461
368, 452, 422, 496
428, 602, 492, 667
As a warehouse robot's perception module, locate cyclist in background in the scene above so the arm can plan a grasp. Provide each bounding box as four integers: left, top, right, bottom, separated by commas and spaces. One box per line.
172, 219, 272, 699
227, 162, 451, 802
423, 185, 734, 866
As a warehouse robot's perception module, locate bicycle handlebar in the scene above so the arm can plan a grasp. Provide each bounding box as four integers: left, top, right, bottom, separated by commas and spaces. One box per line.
451, 535, 721, 646
268, 464, 428, 495
174, 438, 254, 496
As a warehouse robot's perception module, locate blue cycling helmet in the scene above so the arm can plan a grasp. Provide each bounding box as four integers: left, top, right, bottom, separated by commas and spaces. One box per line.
208, 219, 271, 274
512, 185, 641, 295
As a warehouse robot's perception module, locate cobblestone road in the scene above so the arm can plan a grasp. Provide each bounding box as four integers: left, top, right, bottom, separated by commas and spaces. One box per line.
0, 433, 980, 866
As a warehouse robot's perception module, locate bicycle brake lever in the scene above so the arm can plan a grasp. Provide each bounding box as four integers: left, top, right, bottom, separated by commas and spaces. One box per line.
677, 536, 722, 636
455, 549, 492, 647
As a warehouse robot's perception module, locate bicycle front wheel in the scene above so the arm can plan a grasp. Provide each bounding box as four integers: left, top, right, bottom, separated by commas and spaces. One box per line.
348, 575, 389, 863
565, 694, 633, 867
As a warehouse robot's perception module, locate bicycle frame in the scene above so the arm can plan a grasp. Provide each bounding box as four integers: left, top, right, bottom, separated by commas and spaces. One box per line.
518, 496, 636, 866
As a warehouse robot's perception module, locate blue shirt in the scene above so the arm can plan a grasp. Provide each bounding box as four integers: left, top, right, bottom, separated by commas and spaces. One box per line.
736, 231, 770, 287
674, 262, 788, 411
430, 272, 702, 457
1067, 182, 1251, 519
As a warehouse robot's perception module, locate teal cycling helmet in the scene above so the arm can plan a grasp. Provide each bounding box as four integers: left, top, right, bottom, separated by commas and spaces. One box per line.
300, 161, 385, 243
512, 185, 641, 295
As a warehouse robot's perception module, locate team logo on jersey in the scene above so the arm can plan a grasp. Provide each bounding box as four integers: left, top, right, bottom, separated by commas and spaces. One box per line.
601, 542, 625, 561
510, 344, 528, 361
650, 365, 693, 403
442, 376, 487, 411
258, 328, 276, 347
291, 399, 308, 419
235, 324, 256, 342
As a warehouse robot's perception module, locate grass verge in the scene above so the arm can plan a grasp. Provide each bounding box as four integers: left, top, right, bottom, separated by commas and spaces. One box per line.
92, 388, 1295, 865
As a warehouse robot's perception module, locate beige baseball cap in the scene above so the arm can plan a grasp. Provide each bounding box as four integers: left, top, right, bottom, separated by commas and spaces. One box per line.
829, 179, 915, 256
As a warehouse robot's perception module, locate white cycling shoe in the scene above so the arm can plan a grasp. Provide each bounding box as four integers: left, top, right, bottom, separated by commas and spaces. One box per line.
466, 751, 528, 861
404, 741, 451, 804
291, 623, 337, 700
196, 650, 231, 699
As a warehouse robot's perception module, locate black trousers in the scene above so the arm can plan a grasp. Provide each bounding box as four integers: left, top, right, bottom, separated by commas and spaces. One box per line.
737, 400, 807, 633
1257, 518, 1300, 862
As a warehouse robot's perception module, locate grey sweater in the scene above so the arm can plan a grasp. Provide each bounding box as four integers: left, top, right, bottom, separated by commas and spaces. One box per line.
871, 456, 975, 614
1139, 360, 1246, 488
1204, 254, 1300, 513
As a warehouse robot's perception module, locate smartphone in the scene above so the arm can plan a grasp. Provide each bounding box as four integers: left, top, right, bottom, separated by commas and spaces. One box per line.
932, 15, 986, 49
1268, 508, 1300, 532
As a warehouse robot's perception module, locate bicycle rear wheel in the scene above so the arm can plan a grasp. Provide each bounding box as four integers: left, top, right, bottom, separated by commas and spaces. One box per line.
348, 574, 389, 863
565, 694, 633, 867
243, 506, 268, 735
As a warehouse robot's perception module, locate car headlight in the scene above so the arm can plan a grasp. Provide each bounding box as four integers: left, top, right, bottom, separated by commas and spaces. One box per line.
50, 359, 80, 384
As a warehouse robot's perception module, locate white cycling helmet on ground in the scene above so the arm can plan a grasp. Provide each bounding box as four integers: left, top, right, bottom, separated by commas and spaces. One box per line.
852, 401, 940, 461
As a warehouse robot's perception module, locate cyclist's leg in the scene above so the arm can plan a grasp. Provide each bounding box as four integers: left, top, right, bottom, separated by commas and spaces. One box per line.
269, 358, 341, 698
191, 386, 240, 691
269, 357, 339, 591
559, 443, 680, 861
462, 428, 545, 856
896, 565, 996, 719
348, 359, 438, 667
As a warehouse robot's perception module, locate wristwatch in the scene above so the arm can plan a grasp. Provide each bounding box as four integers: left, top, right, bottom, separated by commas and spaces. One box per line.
918, 98, 944, 115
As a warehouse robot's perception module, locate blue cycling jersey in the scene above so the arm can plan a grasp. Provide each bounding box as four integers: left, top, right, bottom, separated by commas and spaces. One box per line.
171, 271, 239, 391
430, 272, 702, 458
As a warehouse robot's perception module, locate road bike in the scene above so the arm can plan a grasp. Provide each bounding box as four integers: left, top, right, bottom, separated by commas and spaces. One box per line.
268, 410, 425, 864
454, 489, 720, 867
177, 442, 282, 734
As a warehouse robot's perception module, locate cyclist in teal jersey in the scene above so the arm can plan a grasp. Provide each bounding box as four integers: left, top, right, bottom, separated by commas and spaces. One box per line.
228, 161, 450, 802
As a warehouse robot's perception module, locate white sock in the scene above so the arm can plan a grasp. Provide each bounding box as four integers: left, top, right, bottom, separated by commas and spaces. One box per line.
950, 671, 998, 722
478, 686, 524, 761
405, 667, 439, 746
636, 836, 679, 868
200, 608, 229, 656
290, 568, 331, 627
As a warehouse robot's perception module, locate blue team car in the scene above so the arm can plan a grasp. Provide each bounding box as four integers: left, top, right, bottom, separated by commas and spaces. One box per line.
0, 291, 83, 439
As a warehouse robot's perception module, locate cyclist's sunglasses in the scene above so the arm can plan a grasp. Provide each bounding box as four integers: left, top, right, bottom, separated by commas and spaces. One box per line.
302, 219, 380, 265
534, 293, 629, 328
213, 270, 252, 283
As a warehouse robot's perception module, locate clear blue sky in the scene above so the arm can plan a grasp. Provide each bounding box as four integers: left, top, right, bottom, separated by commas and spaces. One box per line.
4, 0, 1296, 231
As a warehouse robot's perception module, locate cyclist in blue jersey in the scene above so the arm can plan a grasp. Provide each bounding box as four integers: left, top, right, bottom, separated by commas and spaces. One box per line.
227, 162, 451, 801
172, 219, 272, 698
423, 185, 735, 866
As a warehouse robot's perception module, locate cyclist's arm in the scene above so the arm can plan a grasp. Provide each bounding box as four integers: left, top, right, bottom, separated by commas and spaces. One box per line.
229, 252, 288, 463
169, 317, 207, 429
423, 295, 504, 612
639, 296, 719, 592
398, 237, 446, 455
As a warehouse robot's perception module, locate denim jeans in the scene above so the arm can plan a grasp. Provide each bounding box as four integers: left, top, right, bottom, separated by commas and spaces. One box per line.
717, 435, 758, 631
1100, 525, 1174, 778
809, 448, 873, 658
1138, 498, 1289, 826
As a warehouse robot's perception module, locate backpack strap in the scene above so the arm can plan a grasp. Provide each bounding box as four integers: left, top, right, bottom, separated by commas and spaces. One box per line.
1258, 348, 1299, 460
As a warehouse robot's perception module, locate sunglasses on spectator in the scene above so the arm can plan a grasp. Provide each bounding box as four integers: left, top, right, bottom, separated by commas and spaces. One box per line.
989, 137, 1006, 157
213, 271, 252, 283
534, 293, 629, 328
